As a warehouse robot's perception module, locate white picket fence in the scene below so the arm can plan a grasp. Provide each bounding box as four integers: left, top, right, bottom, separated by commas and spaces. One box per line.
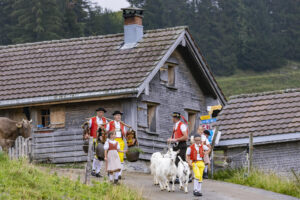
8, 136, 32, 160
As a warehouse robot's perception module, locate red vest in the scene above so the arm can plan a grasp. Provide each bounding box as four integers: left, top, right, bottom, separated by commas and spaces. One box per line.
190, 144, 204, 161
108, 121, 125, 138
90, 117, 107, 138
172, 121, 187, 139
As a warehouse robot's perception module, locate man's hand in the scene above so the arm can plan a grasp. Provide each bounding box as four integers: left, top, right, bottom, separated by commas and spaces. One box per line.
188, 161, 193, 168
167, 138, 177, 143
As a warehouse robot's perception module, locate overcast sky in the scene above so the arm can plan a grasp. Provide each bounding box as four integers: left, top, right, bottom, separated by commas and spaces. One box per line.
90, 0, 130, 11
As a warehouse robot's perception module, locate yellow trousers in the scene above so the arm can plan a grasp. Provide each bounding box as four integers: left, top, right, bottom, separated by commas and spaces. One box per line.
115, 138, 125, 163
192, 160, 205, 182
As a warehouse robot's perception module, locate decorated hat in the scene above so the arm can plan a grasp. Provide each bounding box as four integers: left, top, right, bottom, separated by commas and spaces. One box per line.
96, 107, 107, 113
172, 112, 181, 118
113, 110, 123, 115
204, 130, 210, 136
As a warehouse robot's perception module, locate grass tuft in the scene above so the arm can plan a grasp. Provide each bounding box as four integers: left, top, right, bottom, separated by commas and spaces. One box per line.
213, 168, 300, 198
0, 153, 143, 200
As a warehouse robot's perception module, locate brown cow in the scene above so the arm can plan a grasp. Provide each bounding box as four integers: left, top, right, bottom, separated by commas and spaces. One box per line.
0, 117, 32, 152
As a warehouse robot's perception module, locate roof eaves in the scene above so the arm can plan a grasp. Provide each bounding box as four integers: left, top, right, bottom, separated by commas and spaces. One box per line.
0, 88, 138, 108
184, 30, 227, 106
216, 132, 300, 147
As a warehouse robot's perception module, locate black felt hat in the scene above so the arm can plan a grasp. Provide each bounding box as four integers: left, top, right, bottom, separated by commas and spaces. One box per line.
172, 112, 181, 118
96, 107, 107, 113
204, 130, 210, 136
112, 110, 123, 115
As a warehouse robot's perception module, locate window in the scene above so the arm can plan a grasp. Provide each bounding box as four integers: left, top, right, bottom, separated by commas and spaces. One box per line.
188, 112, 196, 134
40, 109, 50, 127
37, 106, 65, 128
160, 64, 176, 87
147, 104, 157, 132
167, 65, 175, 86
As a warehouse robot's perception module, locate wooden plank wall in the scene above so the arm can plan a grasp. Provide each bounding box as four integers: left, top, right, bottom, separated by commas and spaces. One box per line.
137, 52, 207, 160
32, 129, 87, 163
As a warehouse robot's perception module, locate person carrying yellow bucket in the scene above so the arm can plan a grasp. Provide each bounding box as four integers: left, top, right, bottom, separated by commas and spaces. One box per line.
106, 110, 127, 180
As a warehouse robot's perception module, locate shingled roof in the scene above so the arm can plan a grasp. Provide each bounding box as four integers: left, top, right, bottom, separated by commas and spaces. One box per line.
0, 26, 226, 108
217, 89, 300, 143
0, 27, 186, 102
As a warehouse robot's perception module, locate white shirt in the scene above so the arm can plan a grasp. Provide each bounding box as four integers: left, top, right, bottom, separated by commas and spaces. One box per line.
186, 144, 209, 160
174, 121, 187, 132
103, 139, 120, 150
105, 120, 126, 138
201, 134, 210, 145
89, 116, 105, 128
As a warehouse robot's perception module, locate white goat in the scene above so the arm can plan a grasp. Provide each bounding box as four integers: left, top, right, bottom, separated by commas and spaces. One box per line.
177, 156, 190, 193
155, 149, 179, 192
150, 152, 163, 185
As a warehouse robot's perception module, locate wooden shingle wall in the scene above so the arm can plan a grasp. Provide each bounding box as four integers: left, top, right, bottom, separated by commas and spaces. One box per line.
137, 51, 211, 160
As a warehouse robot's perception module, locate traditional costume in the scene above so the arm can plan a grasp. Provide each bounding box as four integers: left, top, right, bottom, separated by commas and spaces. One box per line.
89, 107, 107, 177
106, 110, 126, 178
104, 138, 122, 183
171, 112, 188, 166
187, 142, 209, 196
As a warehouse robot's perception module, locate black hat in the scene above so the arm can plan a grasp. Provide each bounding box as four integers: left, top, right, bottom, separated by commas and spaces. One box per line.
112, 110, 123, 115
204, 130, 210, 136
172, 112, 181, 118
96, 107, 107, 112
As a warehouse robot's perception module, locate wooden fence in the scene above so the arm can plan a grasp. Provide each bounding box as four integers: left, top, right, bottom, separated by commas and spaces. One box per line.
8, 136, 32, 160
32, 129, 87, 163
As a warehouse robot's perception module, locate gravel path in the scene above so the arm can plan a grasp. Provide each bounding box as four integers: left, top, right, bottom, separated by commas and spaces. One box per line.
44, 167, 299, 200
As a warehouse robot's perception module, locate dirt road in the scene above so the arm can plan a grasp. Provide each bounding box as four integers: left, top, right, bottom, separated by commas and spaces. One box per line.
46, 168, 298, 200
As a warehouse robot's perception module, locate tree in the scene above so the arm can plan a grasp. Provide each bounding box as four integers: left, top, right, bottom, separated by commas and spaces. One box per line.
7, 0, 63, 43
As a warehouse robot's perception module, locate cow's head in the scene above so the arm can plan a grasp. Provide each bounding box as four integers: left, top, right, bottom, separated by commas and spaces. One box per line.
16, 119, 32, 138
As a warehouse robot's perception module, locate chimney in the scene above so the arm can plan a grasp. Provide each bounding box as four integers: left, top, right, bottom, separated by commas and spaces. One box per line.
121, 7, 144, 49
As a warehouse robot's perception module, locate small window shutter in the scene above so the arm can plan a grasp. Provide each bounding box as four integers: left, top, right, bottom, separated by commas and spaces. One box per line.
50, 106, 65, 128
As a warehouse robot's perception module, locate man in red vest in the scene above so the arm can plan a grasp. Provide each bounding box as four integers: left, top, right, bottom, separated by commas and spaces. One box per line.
167, 112, 188, 166
186, 135, 209, 197
105, 110, 127, 179
89, 107, 107, 177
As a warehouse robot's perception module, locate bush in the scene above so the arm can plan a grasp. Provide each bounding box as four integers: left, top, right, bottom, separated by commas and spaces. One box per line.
213, 168, 300, 198
127, 147, 144, 154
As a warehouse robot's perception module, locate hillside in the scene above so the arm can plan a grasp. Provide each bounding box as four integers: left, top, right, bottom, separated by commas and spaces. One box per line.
0, 152, 142, 200
216, 61, 300, 98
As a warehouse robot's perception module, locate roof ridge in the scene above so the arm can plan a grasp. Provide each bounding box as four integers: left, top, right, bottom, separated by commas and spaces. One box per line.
229, 88, 300, 100
0, 26, 187, 50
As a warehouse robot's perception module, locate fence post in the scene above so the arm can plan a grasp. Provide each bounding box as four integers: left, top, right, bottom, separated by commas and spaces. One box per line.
85, 137, 93, 185
248, 132, 253, 174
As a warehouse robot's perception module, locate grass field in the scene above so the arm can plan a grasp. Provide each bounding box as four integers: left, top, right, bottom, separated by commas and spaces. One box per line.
213, 168, 300, 198
216, 61, 300, 98
0, 152, 142, 200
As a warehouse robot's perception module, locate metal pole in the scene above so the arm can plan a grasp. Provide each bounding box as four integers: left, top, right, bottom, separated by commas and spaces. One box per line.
85, 137, 93, 184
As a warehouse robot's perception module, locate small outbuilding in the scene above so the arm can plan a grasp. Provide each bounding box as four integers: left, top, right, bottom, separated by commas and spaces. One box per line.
216, 89, 300, 174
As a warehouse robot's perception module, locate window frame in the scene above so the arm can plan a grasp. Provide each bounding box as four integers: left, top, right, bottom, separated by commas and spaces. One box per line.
146, 103, 157, 133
